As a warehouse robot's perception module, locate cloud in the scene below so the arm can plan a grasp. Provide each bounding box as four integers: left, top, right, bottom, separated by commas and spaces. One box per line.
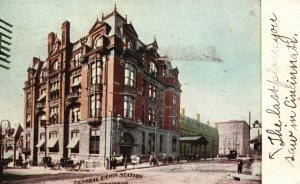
162, 45, 223, 62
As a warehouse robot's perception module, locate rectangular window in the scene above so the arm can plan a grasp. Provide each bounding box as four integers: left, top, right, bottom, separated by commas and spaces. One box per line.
72, 75, 81, 92
89, 94, 101, 118
173, 94, 177, 105
70, 106, 81, 123
26, 93, 31, 108
148, 108, 156, 126
124, 63, 136, 87
26, 114, 31, 128
49, 132, 59, 153
124, 96, 135, 118
26, 134, 31, 151
172, 117, 176, 128
50, 81, 60, 99
74, 52, 82, 67
90, 129, 100, 154
49, 106, 59, 125
71, 131, 80, 153
160, 135, 163, 152
91, 61, 102, 84
149, 83, 157, 101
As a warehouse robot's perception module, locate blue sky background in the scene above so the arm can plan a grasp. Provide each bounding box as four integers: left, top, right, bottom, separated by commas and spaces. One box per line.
0, 0, 261, 128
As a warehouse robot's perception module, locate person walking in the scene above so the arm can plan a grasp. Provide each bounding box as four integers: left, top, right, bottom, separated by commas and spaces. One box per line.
237, 160, 244, 174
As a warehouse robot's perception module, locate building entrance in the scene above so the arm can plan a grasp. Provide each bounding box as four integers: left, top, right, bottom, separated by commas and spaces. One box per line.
119, 132, 134, 161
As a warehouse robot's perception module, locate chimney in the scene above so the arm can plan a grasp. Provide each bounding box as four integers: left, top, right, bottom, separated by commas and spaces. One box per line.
196, 113, 200, 122
181, 108, 185, 117
48, 32, 55, 54
61, 21, 70, 47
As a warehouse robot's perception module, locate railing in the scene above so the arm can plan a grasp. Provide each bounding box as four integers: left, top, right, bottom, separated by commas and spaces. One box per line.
67, 92, 81, 101
36, 102, 45, 108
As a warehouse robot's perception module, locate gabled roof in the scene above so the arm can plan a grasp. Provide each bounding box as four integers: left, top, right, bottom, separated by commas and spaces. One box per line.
89, 19, 111, 34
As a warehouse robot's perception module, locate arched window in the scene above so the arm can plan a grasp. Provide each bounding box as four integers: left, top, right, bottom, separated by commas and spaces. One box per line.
94, 36, 103, 49
150, 62, 157, 76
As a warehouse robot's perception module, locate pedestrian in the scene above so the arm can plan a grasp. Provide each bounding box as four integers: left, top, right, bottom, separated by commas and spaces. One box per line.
124, 156, 128, 169
237, 160, 244, 174
149, 154, 153, 166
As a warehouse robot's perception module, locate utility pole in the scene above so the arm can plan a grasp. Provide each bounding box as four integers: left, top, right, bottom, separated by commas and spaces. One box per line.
0, 18, 13, 70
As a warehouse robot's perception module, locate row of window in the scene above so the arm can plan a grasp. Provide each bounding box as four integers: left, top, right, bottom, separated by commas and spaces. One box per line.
141, 132, 177, 154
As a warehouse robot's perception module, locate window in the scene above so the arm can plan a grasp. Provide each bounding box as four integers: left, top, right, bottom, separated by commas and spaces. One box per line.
173, 94, 177, 106
127, 40, 133, 50
124, 62, 136, 87
90, 61, 102, 84
52, 61, 59, 71
149, 62, 157, 76
74, 52, 82, 67
141, 104, 145, 124
71, 130, 80, 153
94, 37, 103, 49
162, 67, 166, 77
172, 117, 176, 128
72, 75, 81, 92
26, 93, 31, 108
49, 106, 59, 125
40, 133, 45, 152
48, 132, 59, 153
70, 105, 81, 123
26, 114, 31, 128
90, 129, 100, 154
124, 96, 135, 118
149, 84, 157, 101
172, 137, 177, 152
50, 81, 60, 99
26, 133, 31, 151
89, 94, 101, 118
148, 108, 156, 127
149, 133, 155, 153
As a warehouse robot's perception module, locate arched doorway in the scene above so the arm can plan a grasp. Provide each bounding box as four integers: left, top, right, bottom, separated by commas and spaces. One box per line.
119, 132, 134, 161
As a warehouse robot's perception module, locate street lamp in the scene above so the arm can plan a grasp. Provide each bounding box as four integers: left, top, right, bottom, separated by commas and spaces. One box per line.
0, 119, 11, 181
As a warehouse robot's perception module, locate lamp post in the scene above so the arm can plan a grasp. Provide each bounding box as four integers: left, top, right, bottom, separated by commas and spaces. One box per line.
0, 119, 11, 182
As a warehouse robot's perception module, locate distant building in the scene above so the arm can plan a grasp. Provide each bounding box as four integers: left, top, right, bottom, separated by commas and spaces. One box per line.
2, 124, 23, 166
23, 6, 181, 166
215, 120, 250, 156
179, 108, 219, 158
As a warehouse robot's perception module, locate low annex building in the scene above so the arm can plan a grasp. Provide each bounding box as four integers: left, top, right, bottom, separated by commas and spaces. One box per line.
179, 108, 219, 159
23, 6, 181, 166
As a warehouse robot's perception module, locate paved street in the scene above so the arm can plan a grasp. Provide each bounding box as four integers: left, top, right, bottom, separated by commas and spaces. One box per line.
2, 160, 260, 184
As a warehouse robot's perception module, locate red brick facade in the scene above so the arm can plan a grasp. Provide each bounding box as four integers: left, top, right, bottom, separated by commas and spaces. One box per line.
23, 7, 181, 166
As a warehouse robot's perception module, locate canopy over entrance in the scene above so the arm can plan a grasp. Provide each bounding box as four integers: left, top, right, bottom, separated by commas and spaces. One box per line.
179, 136, 208, 146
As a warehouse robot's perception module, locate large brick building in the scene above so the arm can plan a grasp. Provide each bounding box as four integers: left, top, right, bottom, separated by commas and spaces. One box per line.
215, 120, 250, 156
23, 6, 181, 166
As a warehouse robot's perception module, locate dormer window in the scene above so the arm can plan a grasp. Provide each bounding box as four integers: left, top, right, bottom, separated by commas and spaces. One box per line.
94, 36, 103, 49
74, 52, 82, 67
150, 61, 157, 76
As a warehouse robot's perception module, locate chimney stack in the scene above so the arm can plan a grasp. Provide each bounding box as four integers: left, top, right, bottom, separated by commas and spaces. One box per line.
181, 108, 185, 117
48, 32, 55, 54
61, 21, 70, 47
196, 113, 200, 122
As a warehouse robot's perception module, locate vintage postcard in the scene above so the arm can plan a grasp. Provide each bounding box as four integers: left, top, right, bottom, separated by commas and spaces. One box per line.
0, 0, 269, 183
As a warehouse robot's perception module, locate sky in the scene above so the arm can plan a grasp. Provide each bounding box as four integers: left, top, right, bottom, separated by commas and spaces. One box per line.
0, 0, 261, 129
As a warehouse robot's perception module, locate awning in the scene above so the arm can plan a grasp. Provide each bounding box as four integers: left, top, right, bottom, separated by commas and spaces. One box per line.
71, 80, 81, 87
4, 151, 13, 159
179, 136, 208, 145
36, 139, 45, 148
37, 93, 46, 102
67, 138, 79, 148
47, 138, 58, 148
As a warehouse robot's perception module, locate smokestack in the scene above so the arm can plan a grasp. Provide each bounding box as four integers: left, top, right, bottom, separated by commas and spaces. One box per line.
196, 113, 200, 122
181, 108, 185, 117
